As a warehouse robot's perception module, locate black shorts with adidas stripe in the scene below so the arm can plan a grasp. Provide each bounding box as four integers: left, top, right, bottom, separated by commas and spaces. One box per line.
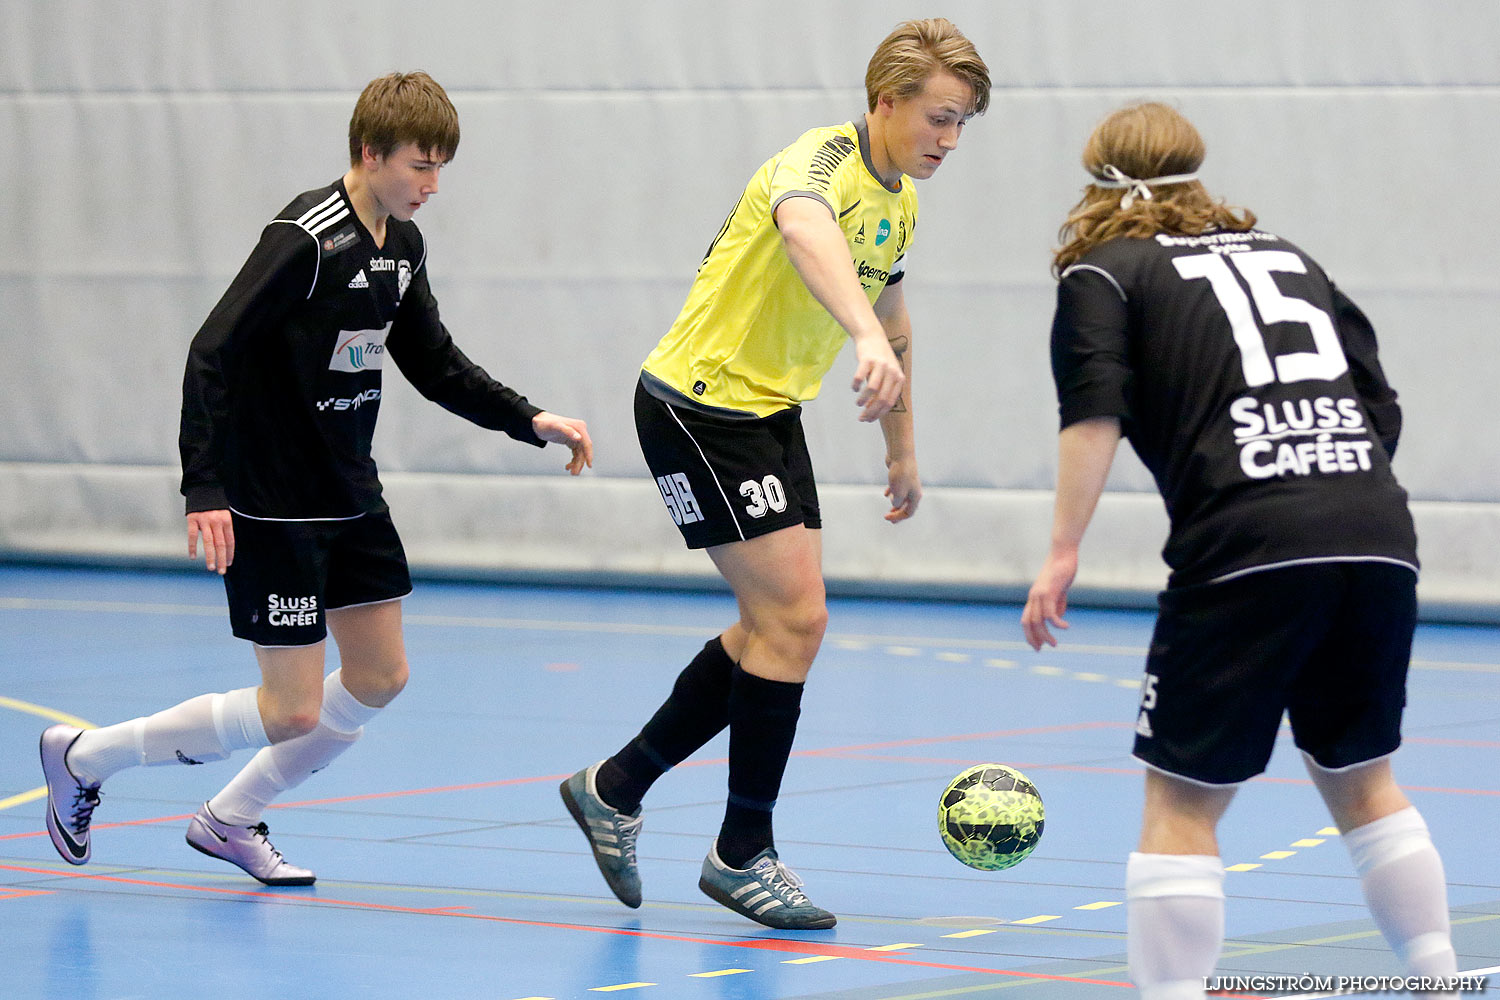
1131, 560, 1415, 785
634, 376, 820, 550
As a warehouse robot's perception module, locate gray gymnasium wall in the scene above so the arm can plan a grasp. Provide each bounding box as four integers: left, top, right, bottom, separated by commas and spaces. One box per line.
3, 1, 1498, 618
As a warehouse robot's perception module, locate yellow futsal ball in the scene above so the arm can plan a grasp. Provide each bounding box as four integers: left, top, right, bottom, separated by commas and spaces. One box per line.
938, 763, 1045, 871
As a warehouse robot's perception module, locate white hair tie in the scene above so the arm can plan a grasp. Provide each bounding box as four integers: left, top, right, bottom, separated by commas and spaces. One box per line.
1093, 164, 1199, 209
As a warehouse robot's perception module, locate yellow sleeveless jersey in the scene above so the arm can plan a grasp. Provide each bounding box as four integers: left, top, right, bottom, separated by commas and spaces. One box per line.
642, 118, 918, 417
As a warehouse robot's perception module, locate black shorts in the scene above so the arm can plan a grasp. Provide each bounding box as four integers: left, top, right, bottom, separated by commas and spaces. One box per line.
1132, 560, 1416, 785
634, 378, 820, 549
223, 509, 412, 647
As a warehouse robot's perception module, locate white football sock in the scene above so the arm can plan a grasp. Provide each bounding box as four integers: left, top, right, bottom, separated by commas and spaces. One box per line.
68, 687, 268, 785
208, 670, 379, 826
1344, 808, 1458, 980
1127, 852, 1224, 1000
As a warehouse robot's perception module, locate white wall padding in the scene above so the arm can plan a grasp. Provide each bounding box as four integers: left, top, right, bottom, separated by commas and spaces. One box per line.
3, 1, 1498, 616
3, 463, 1497, 623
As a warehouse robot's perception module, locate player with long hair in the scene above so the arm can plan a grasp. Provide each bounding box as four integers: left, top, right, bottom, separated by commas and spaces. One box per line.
1024, 102, 1458, 998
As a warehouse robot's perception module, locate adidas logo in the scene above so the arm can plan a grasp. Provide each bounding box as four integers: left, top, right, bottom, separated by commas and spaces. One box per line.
347, 269, 369, 289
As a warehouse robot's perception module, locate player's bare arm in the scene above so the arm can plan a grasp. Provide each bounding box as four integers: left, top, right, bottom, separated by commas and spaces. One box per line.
1022, 416, 1121, 650
774, 196, 904, 422
873, 279, 921, 522
531, 411, 594, 476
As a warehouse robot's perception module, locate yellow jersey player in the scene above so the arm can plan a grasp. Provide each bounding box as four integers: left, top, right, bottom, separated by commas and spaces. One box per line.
563, 18, 990, 929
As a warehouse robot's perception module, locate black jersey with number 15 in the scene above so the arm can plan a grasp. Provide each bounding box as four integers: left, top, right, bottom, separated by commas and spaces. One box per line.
1050, 229, 1418, 588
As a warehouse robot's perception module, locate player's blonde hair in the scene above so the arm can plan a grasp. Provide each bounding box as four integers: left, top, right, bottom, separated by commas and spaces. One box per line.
865, 18, 991, 116
1052, 102, 1256, 275
348, 71, 460, 166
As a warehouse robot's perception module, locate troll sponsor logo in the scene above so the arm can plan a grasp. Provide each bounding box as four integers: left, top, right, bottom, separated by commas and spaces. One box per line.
328, 323, 392, 372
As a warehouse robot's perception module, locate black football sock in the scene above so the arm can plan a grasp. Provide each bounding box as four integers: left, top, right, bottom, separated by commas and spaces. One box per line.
717, 665, 804, 869
595, 635, 735, 813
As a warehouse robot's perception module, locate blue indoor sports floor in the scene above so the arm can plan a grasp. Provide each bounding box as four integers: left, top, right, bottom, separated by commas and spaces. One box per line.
1, 565, 1496, 999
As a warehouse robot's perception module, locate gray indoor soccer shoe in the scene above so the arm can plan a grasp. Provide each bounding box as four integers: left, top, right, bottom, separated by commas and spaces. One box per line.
699, 842, 837, 929
40, 724, 101, 865
560, 762, 643, 908
185, 803, 315, 886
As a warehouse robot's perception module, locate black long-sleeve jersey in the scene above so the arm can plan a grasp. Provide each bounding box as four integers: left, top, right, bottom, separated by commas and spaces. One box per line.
180, 178, 543, 520
1050, 228, 1418, 588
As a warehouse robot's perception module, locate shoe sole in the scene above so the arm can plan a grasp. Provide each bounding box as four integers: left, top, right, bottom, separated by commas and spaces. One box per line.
697, 875, 837, 930
185, 833, 316, 887
559, 777, 642, 909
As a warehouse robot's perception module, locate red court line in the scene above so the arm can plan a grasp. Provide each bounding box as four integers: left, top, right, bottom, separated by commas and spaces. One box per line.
0, 888, 52, 900
0, 723, 1125, 841
798, 722, 1131, 756
1404, 736, 1500, 749
0, 862, 1131, 988
4, 720, 1492, 844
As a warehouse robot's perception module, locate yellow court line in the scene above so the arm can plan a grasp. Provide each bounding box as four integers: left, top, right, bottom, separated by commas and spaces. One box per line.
942, 929, 997, 939
0, 698, 97, 813
688, 970, 751, 978
783, 956, 841, 965
0, 696, 95, 729
0, 788, 48, 812
588, 984, 655, 993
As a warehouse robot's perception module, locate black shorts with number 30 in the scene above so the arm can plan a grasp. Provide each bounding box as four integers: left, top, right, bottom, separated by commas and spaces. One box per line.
634, 376, 820, 549
1132, 560, 1417, 785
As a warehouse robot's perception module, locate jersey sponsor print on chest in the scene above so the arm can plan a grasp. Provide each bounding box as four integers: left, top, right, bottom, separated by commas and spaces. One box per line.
328, 322, 392, 372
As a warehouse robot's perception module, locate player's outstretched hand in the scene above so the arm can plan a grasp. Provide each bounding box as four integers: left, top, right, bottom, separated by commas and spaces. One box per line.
1021, 549, 1078, 651
187, 509, 235, 576
533, 412, 594, 475
884, 455, 922, 523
